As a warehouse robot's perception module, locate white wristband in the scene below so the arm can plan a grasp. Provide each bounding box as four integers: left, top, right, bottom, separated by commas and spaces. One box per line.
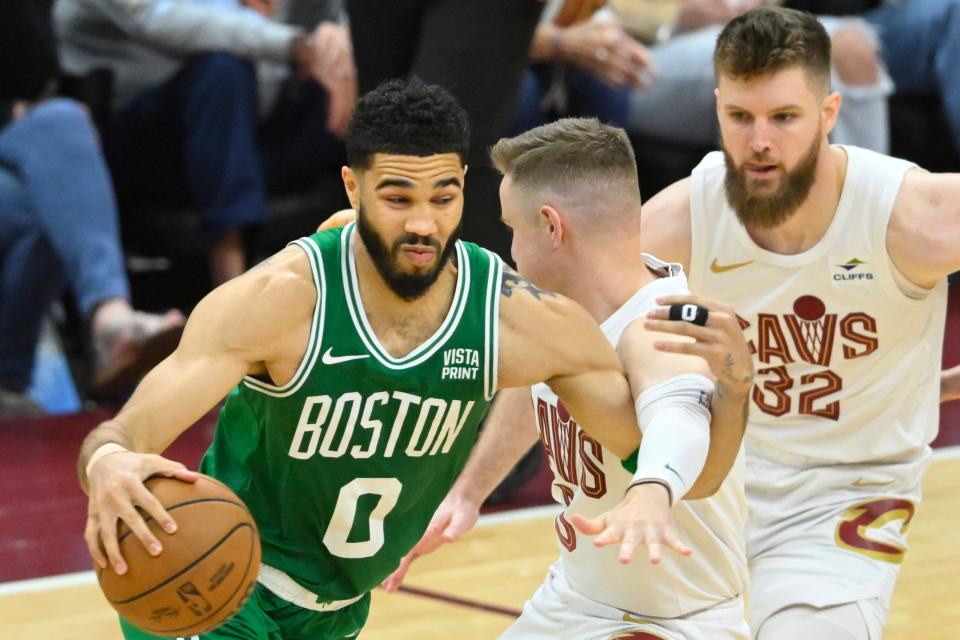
85, 442, 128, 478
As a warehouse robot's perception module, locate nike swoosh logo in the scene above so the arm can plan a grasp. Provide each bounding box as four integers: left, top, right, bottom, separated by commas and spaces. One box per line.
852, 477, 896, 488
710, 258, 754, 273
622, 613, 653, 625
321, 347, 369, 365
664, 463, 683, 482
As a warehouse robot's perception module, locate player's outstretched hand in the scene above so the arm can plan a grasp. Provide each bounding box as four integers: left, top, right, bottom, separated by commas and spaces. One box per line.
84, 451, 199, 575
644, 294, 754, 395
380, 493, 481, 592
317, 208, 357, 233
569, 482, 691, 565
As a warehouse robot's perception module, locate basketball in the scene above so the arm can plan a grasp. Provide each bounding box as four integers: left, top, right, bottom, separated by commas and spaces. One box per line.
97, 474, 261, 637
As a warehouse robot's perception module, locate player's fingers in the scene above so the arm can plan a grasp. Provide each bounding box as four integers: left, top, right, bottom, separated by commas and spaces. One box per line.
97, 511, 127, 575
654, 294, 735, 315
84, 514, 108, 568
117, 494, 163, 558
617, 537, 640, 564
317, 209, 356, 232
130, 481, 178, 537
144, 455, 199, 482
662, 527, 693, 557
651, 340, 713, 357
381, 552, 416, 592
655, 294, 737, 318
643, 318, 719, 340
443, 510, 476, 542
570, 512, 606, 536
592, 520, 626, 547
646, 541, 662, 565
165, 468, 200, 483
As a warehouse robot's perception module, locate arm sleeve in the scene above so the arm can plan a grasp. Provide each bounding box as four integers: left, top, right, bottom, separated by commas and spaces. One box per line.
630, 373, 713, 505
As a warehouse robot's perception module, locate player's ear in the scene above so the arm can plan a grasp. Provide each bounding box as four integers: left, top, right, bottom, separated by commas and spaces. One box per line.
821, 90, 842, 137
342, 166, 361, 210
539, 204, 564, 247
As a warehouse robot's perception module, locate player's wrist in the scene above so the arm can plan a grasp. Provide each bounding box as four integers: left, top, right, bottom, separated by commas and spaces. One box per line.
84, 442, 129, 479
625, 479, 672, 505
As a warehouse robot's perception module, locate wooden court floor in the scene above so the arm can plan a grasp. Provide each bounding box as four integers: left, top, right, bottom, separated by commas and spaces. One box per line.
2, 453, 958, 640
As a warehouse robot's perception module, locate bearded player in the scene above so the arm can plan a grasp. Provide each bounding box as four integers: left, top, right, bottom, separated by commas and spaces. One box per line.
637, 7, 960, 639
377, 117, 755, 639
77, 79, 668, 640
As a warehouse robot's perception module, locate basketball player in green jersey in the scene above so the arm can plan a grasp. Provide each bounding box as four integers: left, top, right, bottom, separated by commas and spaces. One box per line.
76, 79, 681, 640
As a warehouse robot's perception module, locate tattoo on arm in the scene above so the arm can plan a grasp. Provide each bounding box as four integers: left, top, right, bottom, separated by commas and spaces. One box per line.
721, 353, 752, 386
500, 269, 557, 300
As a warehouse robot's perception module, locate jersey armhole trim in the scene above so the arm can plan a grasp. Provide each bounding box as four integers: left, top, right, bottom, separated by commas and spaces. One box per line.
242, 237, 326, 397
688, 166, 707, 294
483, 249, 503, 401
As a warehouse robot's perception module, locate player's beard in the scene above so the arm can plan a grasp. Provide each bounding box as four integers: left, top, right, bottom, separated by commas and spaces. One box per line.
356, 204, 462, 301
723, 131, 821, 230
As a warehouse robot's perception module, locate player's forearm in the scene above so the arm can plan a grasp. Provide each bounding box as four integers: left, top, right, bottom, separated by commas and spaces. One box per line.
549, 370, 641, 459
941, 364, 960, 403
686, 381, 748, 499
451, 392, 540, 506
453, 423, 538, 507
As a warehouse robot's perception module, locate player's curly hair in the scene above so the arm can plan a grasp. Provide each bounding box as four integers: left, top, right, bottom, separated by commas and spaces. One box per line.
346, 77, 470, 170
714, 6, 831, 94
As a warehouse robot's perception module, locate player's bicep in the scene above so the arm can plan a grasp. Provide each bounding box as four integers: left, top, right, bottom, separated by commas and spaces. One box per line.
113, 289, 258, 452
618, 320, 709, 396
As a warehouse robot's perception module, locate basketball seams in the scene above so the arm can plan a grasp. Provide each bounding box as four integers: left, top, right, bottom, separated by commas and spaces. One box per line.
106, 522, 257, 605
114, 498, 250, 543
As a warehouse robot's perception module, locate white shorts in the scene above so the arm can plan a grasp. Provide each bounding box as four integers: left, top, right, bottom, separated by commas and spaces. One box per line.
745, 447, 930, 638
501, 562, 750, 640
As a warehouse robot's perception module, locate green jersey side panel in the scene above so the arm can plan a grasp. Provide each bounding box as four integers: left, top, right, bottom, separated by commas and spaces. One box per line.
200, 223, 502, 602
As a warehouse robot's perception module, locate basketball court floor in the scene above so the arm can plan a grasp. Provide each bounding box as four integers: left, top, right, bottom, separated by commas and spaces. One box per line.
1, 449, 959, 640
4, 288, 960, 638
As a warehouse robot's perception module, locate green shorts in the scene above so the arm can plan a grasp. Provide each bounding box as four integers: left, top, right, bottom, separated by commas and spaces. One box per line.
119, 583, 370, 640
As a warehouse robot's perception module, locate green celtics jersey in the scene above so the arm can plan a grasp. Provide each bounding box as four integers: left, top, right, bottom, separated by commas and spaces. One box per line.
200, 222, 502, 603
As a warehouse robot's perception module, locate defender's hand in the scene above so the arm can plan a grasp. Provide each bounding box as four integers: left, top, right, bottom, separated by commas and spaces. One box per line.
380, 493, 480, 592
644, 294, 754, 396
84, 452, 199, 575
317, 208, 357, 233
569, 482, 691, 564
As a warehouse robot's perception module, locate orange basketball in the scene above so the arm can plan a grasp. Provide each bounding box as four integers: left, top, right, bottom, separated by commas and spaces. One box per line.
97, 474, 261, 637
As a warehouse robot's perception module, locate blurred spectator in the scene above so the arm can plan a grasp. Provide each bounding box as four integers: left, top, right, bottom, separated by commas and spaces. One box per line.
509, 2, 653, 134
514, 0, 891, 154
862, 0, 960, 160
54, 0, 355, 284
345, 0, 545, 262
0, 0, 184, 417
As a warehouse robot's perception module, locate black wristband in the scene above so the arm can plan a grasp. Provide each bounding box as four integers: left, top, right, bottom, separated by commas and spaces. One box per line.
626, 478, 674, 505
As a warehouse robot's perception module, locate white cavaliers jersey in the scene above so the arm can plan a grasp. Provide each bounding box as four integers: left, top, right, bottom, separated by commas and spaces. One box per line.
688, 146, 947, 465
531, 255, 748, 618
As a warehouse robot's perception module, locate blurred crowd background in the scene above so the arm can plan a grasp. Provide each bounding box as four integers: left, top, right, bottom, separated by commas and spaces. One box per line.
2, 0, 958, 421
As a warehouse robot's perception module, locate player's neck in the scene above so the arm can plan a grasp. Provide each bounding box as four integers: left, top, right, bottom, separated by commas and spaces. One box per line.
562, 238, 653, 324
352, 237, 458, 338
745, 145, 848, 255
